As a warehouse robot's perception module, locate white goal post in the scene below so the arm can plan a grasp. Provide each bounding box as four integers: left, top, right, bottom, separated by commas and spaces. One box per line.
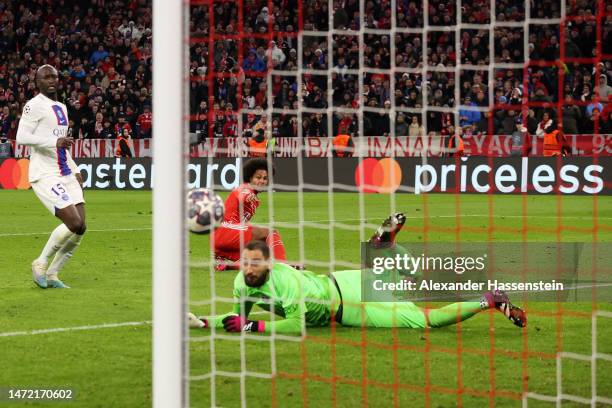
152, 0, 187, 407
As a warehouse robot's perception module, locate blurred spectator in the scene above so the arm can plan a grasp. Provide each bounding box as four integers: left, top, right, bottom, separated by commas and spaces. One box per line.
0, 107, 12, 136
562, 95, 582, 135
0, 134, 13, 158
582, 107, 602, 134
93, 113, 105, 138
78, 116, 94, 139
115, 128, 134, 158
191, 101, 208, 136
525, 109, 539, 134
243, 51, 266, 72
543, 123, 568, 156
248, 129, 268, 157
459, 96, 481, 127
597, 75, 612, 100
332, 133, 354, 157
136, 105, 152, 138
395, 113, 409, 136
308, 113, 327, 137
242, 112, 257, 135
252, 114, 269, 136
476, 111, 491, 134
334, 112, 357, 136
212, 105, 226, 138
408, 116, 423, 137
114, 112, 133, 137
510, 118, 528, 157
585, 95, 604, 119
364, 98, 390, 136
267, 41, 287, 67
535, 111, 554, 137
273, 79, 297, 108
125, 106, 138, 132
498, 109, 518, 135
509, 87, 522, 105
531, 84, 553, 121
90, 45, 109, 66
99, 118, 115, 139
69, 100, 87, 134
447, 131, 465, 157
271, 118, 281, 139
222, 106, 238, 137
69, 64, 87, 80
280, 116, 298, 137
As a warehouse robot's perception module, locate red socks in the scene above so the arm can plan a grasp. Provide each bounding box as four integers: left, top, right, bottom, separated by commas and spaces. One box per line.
266, 230, 287, 261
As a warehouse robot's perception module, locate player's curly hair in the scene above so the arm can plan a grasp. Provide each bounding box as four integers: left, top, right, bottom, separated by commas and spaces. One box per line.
242, 158, 275, 183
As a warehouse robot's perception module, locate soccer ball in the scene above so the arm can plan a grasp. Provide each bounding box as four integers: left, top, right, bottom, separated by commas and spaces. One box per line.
187, 188, 224, 234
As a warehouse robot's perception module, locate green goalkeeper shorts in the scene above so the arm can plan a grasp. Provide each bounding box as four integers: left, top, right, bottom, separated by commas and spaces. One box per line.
331, 270, 427, 329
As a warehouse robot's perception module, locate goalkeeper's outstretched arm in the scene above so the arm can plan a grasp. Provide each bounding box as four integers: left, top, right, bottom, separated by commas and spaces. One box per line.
208, 296, 253, 330
190, 291, 305, 334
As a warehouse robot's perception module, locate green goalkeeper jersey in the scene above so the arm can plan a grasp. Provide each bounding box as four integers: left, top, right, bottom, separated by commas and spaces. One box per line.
210, 262, 340, 334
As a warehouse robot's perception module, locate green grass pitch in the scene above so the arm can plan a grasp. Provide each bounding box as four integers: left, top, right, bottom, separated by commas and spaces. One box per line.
1, 189, 611, 407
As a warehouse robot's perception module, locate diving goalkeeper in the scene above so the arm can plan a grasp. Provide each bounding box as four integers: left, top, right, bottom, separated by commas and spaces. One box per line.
190, 214, 526, 333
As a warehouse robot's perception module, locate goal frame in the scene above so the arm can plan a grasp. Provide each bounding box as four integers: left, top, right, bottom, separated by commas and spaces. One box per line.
152, 0, 188, 407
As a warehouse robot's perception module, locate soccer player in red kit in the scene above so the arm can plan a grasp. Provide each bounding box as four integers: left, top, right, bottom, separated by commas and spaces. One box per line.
213, 158, 287, 271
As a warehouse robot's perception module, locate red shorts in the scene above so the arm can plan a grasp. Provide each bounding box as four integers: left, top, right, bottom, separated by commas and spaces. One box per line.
213, 226, 253, 261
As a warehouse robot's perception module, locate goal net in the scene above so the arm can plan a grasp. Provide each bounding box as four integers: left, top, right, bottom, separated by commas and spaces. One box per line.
153, 0, 612, 406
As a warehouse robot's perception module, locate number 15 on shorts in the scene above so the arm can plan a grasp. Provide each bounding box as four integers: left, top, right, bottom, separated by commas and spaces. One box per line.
51, 183, 70, 202
51, 183, 66, 196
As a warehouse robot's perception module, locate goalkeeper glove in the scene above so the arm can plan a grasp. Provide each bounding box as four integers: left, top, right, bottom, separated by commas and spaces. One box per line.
188, 312, 209, 329
222, 315, 264, 333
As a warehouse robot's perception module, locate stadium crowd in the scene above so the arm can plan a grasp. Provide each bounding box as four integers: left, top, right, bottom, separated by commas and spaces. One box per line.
190, 0, 612, 143
0, 0, 610, 149
0, 0, 152, 141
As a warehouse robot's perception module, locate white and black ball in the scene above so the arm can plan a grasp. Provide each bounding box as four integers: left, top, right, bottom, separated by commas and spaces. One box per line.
187, 188, 224, 234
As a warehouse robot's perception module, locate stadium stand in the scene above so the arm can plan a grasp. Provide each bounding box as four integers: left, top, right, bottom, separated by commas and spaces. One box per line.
0, 0, 152, 140
1, 0, 610, 154
188, 0, 611, 144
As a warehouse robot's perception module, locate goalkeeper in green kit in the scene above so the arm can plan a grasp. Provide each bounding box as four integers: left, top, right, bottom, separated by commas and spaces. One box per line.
190, 214, 526, 333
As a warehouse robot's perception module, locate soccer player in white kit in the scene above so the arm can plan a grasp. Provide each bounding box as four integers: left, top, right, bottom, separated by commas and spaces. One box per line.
16, 65, 87, 289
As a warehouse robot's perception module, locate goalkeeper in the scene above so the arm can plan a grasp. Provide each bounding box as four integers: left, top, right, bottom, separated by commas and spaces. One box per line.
190, 214, 526, 333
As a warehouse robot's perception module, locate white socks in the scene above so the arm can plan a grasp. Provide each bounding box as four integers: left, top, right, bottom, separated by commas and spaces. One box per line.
46, 233, 84, 280
36, 223, 73, 264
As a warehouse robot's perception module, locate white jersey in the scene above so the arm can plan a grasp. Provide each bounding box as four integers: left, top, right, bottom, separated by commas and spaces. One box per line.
16, 93, 78, 182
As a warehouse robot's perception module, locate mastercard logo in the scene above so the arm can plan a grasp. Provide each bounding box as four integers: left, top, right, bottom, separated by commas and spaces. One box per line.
0, 158, 31, 190
354, 158, 402, 193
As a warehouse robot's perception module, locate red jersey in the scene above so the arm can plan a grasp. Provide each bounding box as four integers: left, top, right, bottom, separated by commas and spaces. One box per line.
337, 117, 353, 134
137, 112, 152, 132
220, 183, 260, 230
222, 116, 238, 137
